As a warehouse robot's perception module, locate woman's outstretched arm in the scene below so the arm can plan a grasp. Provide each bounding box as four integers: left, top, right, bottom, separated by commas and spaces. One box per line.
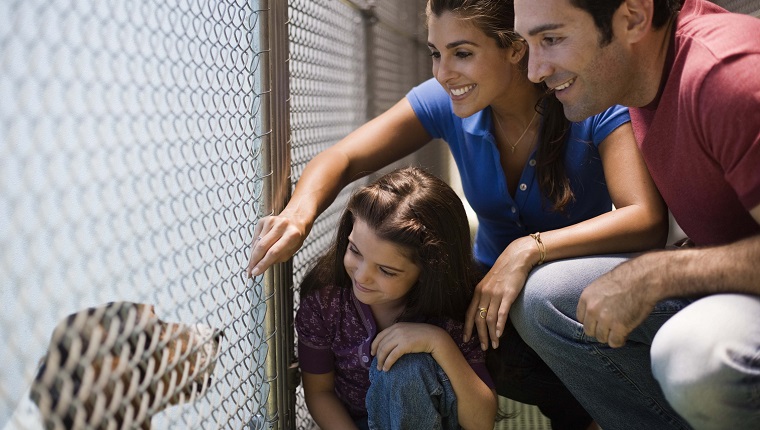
246, 98, 431, 277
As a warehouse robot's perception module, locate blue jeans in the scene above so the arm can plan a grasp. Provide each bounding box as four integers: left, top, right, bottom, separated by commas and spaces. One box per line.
652, 294, 760, 430
511, 255, 693, 430
487, 320, 593, 429
365, 353, 460, 430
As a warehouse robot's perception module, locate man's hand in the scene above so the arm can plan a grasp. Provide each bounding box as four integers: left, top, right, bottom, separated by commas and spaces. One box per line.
577, 256, 660, 348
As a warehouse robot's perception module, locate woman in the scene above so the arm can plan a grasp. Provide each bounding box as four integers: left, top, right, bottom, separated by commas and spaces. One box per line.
248, 0, 667, 428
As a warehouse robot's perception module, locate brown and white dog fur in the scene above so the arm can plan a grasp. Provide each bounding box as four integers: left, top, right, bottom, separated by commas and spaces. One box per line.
5, 301, 223, 430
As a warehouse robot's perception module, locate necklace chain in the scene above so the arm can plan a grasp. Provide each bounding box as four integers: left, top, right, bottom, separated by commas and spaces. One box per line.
494, 110, 539, 153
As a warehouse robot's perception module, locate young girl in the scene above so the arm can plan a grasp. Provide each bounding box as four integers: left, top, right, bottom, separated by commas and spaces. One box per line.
295, 167, 497, 430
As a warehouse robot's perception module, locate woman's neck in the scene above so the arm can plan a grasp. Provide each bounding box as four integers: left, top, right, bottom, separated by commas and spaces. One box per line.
490, 81, 543, 128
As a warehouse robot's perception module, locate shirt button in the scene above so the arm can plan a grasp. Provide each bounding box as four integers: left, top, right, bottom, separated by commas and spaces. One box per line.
529, 159, 536, 167
519, 183, 527, 191
511, 206, 517, 214
362, 356, 369, 363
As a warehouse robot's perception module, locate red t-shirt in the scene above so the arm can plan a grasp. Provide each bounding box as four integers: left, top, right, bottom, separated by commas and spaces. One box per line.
630, 0, 760, 246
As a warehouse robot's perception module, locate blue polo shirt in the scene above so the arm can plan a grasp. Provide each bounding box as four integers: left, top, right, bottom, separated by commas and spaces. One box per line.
407, 78, 631, 267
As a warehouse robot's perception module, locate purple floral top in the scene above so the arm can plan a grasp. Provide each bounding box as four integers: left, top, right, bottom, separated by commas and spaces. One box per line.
296, 283, 494, 420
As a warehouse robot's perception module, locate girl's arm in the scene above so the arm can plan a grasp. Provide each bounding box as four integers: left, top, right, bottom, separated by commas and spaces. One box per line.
247, 99, 432, 277
466, 122, 669, 349
372, 323, 497, 430
302, 371, 360, 430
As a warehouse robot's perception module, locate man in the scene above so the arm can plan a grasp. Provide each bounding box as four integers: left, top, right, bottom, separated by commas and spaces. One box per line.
510, 0, 760, 429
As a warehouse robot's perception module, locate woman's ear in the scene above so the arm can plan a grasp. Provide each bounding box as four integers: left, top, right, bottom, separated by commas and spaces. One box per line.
509, 39, 528, 64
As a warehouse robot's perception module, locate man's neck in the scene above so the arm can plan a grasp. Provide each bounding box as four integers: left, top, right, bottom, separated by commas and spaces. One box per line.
629, 14, 678, 107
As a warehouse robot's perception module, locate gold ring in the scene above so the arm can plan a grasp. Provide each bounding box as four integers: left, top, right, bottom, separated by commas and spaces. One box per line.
478, 307, 487, 319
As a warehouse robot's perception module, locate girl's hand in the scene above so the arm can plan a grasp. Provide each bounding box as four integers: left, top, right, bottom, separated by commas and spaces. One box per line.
464, 237, 536, 350
371, 323, 448, 371
246, 213, 310, 277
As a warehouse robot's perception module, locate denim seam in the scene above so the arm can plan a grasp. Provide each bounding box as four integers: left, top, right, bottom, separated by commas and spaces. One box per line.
574, 327, 690, 429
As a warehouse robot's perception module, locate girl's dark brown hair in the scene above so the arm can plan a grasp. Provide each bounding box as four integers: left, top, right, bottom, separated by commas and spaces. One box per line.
427, 0, 574, 212
299, 167, 479, 322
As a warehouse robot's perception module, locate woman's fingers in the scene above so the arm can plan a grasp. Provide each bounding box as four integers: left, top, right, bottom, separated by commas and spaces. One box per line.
474, 302, 491, 351
246, 216, 305, 277
463, 294, 481, 342
489, 297, 511, 349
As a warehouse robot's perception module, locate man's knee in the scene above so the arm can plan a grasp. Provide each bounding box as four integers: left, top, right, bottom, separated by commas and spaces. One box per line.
515, 255, 631, 331
651, 295, 760, 428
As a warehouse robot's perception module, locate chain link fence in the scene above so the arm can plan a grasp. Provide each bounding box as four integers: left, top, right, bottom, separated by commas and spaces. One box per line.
1, 0, 434, 428
288, 1, 435, 428
2, 0, 270, 428
8, 0, 753, 428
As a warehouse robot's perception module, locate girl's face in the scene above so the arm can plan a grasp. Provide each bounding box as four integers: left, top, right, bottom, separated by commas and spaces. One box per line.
427, 11, 516, 118
344, 218, 421, 313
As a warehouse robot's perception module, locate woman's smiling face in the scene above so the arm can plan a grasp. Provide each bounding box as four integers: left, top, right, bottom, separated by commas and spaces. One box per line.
343, 218, 421, 312
427, 11, 516, 118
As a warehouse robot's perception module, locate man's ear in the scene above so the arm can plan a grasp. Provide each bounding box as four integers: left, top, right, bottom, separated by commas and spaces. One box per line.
509, 39, 528, 64
617, 0, 654, 43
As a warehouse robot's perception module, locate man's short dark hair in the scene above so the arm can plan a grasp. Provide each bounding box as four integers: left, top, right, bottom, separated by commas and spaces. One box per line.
570, 0, 683, 45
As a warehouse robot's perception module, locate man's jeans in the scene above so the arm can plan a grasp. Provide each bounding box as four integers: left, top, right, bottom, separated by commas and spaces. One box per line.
511, 254, 693, 430
652, 293, 760, 430
365, 353, 459, 430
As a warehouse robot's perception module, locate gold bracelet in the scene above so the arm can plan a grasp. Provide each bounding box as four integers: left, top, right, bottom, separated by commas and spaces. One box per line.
529, 232, 546, 265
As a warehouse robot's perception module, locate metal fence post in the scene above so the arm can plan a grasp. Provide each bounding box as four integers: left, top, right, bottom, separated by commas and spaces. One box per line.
260, 0, 295, 428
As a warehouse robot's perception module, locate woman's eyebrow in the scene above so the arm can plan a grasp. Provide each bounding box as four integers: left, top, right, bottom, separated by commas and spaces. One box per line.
427, 40, 480, 49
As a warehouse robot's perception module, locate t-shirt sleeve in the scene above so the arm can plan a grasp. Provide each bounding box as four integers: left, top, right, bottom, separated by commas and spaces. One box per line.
296, 291, 335, 374
405, 77, 453, 140
459, 337, 495, 390
588, 104, 631, 147
699, 52, 760, 210
441, 320, 495, 389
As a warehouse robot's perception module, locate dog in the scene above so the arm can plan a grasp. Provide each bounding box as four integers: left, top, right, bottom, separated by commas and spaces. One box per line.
5, 301, 223, 430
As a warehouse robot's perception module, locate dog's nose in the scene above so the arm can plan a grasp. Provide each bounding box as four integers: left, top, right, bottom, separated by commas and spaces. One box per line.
212, 328, 225, 342
201, 377, 213, 392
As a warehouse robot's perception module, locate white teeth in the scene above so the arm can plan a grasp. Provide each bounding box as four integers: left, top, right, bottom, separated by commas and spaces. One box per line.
450, 84, 475, 96
554, 79, 575, 91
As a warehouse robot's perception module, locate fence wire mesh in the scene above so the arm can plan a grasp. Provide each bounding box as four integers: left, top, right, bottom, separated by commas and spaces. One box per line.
1, 0, 269, 428
1, 0, 434, 426
287, 1, 433, 428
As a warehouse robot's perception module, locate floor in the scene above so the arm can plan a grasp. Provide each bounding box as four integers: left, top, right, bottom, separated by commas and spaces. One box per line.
494, 397, 551, 430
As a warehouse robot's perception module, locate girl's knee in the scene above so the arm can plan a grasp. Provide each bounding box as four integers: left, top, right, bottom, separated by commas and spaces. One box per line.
369, 353, 441, 391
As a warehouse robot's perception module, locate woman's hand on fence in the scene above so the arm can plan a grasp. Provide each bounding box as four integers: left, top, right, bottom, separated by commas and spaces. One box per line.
246, 214, 309, 277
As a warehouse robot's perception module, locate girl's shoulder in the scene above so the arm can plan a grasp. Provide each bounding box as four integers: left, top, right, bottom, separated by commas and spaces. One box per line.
430, 317, 484, 360
296, 284, 358, 339
299, 284, 352, 316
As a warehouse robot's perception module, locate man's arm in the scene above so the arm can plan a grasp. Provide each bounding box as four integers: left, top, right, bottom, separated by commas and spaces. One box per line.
577, 203, 760, 347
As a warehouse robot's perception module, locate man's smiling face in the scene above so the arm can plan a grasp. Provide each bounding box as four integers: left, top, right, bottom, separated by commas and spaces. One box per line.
514, 0, 634, 121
